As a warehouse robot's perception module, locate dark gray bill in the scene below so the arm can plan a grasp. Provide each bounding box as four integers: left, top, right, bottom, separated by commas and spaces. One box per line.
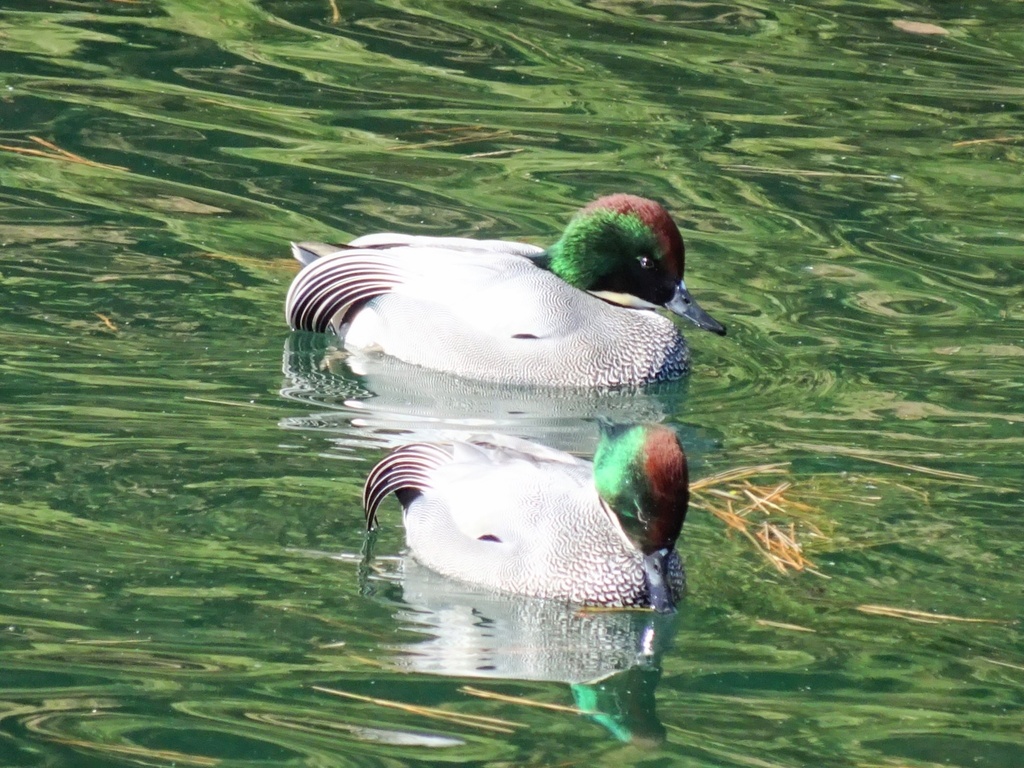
642, 549, 677, 613
665, 281, 727, 336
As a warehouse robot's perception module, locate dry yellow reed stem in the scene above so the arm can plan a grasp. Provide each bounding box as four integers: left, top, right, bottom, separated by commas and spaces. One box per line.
798, 490, 880, 506
690, 463, 829, 574
754, 619, 816, 633
393, 131, 520, 151
952, 136, 1018, 147
95, 313, 118, 331
312, 686, 522, 733
0, 136, 128, 171
845, 455, 979, 481
978, 657, 1024, 672
856, 605, 1004, 624
393, 125, 486, 138
465, 148, 525, 159
30, 135, 93, 163
689, 463, 789, 490
346, 654, 388, 668
0, 145, 62, 160
574, 605, 662, 615
47, 738, 218, 766
794, 446, 979, 482
724, 164, 891, 180
182, 396, 275, 409
460, 686, 586, 714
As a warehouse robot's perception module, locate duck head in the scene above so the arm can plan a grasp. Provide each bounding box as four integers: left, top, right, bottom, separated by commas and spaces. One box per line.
593, 422, 689, 612
545, 194, 726, 336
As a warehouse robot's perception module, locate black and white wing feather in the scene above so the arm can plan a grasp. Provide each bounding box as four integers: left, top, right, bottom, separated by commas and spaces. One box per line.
285, 243, 405, 333
363, 443, 453, 530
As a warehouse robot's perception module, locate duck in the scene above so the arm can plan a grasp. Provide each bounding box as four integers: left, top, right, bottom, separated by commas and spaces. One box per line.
285, 194, 725, 388
362, 422, 689, 610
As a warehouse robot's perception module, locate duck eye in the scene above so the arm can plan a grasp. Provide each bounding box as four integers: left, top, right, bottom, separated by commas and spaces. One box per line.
639, 256, 655, 270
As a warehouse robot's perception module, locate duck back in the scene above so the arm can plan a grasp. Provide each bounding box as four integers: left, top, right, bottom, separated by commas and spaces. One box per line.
288, 244, 689, 387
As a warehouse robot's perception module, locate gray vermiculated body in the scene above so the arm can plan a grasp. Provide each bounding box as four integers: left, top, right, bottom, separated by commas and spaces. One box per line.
291, 238, 690, 388
395, 440, 684, 607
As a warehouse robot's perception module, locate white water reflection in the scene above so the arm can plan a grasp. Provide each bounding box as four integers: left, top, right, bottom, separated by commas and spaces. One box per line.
278, 333, 720, 456
368, 558, 676, 745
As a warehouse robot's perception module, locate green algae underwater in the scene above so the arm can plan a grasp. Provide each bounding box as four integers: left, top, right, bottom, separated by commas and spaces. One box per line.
1, 1, 1022, 766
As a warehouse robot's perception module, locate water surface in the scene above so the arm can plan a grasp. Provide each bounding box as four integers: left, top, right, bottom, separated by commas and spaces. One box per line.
1, 1, 1022, 766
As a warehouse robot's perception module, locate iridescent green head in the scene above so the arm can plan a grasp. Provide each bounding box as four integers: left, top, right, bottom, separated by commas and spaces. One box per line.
593, 421, 689, 611
546, 195, 726, 336
593, 421, 689, 555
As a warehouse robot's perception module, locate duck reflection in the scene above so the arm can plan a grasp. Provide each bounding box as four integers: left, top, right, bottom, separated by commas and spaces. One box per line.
279, 333, 713, 455
283, 331, 694, 744
366, 557, 677, 745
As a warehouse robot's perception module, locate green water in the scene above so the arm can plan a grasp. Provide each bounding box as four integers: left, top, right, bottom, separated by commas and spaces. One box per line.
1, 1, 1022, 765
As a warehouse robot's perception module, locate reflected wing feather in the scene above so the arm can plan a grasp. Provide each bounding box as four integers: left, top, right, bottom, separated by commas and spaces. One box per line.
363, 443, 454, 529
